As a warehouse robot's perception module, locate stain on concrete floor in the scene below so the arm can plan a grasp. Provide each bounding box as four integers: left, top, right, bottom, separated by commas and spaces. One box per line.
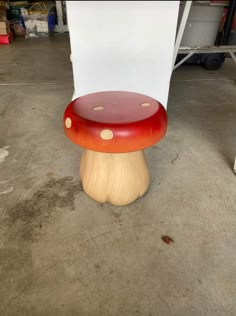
6, 177, 82, 241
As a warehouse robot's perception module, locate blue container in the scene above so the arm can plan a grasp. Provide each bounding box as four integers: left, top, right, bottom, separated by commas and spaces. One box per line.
48, 11, 55, 33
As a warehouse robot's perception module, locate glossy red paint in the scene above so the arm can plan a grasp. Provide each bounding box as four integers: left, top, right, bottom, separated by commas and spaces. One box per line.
64, 91, 167, 153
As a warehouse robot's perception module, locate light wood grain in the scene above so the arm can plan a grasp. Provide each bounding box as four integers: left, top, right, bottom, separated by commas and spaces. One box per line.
80, 150, 150, 206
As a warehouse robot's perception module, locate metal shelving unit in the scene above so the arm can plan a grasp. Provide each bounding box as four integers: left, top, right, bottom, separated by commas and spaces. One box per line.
175, 45, 236, 70
173, 0, 236, 173
173, 0, 236, 70
54, 1, 68, 33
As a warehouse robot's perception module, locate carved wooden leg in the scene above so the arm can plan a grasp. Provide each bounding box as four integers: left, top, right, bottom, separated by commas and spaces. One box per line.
80, 149, 150, 206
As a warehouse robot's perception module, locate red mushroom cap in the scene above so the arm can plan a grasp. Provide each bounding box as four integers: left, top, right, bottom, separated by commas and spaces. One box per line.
63, 91, 167, 153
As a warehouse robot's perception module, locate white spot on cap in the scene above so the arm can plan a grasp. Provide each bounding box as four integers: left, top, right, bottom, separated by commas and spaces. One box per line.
100, 129, 114, 140
93, 106, 104, 111
65, 117, 72, 128
141, 102, 151, 107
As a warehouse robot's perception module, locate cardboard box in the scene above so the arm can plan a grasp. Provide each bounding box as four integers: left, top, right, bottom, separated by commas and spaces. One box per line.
0, 20, 9, 28
0, 21, 10, 35
0, 8, 7, 20
0, 1, 9, 10
0, 8, 6, 14
0, 27, 10, 35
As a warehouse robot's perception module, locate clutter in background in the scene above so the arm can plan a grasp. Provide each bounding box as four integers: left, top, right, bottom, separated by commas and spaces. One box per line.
7, 1, 30, 37
22, 2, 56, 38
0, 1, 14, 44
0, 1, 56, 43
0, 1, 9, 21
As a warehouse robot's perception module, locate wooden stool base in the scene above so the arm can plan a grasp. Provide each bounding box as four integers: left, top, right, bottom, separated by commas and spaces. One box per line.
80, 149, 150, 206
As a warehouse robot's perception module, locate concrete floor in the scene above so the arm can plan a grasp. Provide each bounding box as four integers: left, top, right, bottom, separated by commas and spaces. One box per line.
0, 34, 236, 316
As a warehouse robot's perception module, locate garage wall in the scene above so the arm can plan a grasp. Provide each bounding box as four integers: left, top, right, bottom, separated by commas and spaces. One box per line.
67, 1, 179, 108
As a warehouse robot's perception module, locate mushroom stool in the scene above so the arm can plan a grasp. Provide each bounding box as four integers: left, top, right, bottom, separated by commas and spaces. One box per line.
64, 91, 167, 206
